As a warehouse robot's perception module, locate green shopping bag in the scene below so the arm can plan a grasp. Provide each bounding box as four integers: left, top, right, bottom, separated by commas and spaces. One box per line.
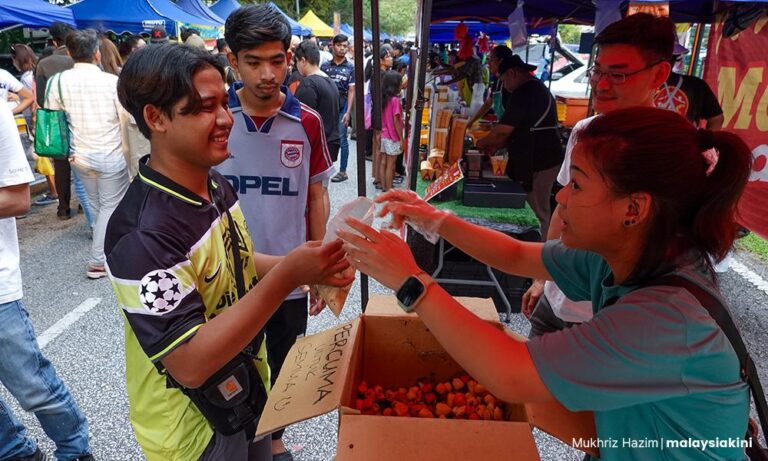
34, 73, 70, 158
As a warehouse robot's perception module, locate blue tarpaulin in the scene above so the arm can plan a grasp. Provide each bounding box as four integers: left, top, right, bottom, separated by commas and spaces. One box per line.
430, 21, 511, 43
210, 0, 240, 20
0, 0, 75, 28
341, 23, 372, 41
176, 0, 224, 25
430, 0, 768, 24
210, 0, 310, 36
70, 0, 220, 36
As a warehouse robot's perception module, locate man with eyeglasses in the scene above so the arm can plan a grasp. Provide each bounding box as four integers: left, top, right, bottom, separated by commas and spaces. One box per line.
522, 12, 675, 337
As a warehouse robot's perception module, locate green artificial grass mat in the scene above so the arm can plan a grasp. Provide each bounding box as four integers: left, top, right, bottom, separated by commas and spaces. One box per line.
736, 233, 768, 262
415, 177, 539, 226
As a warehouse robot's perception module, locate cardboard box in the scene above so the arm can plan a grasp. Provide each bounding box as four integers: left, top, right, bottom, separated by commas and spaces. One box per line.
555, 95, 589, 128
257, 296, 597, 460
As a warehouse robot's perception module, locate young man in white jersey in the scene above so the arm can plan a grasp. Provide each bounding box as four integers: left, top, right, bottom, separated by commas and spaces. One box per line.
218, 5, 335, 460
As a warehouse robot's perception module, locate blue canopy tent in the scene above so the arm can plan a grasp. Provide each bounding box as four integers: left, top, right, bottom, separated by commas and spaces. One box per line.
70, 0, 220, 36
176, 0, 224, 25
341, 23, 372, 41
0, 0, 75, 28
267, 2, 311, 36
209, 0, 310, 35
430, 21, 511, 43
210, 0, 240, 20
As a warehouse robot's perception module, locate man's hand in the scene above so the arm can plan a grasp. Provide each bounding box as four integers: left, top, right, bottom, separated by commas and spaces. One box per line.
342, 112, 351, 127
309, 286, 326, 316
521, 279, 545, 319
282, 240, 353, 288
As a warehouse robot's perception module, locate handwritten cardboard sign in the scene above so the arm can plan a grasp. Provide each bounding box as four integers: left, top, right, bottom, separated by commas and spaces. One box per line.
256, 320, 359, 437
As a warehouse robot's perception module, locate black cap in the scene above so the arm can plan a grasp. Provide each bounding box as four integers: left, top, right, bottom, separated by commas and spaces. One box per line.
149, 26, 168, 44
498, 55, 537, 74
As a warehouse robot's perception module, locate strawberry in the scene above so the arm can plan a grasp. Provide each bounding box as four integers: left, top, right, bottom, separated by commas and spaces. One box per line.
452, 378, 465, 391
418, 408, 435, 418
435, 402, 452, 417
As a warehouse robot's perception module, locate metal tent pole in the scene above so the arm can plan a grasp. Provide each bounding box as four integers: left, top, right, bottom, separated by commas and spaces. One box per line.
352, 0, 369, 311
407, 0, 434, 192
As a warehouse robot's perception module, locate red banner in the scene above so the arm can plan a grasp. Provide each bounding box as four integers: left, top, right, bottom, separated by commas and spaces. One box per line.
704, 13, 768, 239
424, 162, 463, 202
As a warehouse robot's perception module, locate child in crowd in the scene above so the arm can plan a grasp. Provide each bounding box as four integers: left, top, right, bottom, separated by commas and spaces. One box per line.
379, 70, 404, 191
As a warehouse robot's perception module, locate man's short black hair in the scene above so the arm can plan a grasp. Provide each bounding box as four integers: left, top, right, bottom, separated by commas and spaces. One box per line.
596, 12, 676, 64
225, 4, 291, 55
66, 29, 100, 63
49, 21, 73, 44
332, 34, 348, 44
490, 44, 513, 60
216, 38, 228, 52
294, 40, 320, 66
392, 42, 403, 52
117, 44, 224, 140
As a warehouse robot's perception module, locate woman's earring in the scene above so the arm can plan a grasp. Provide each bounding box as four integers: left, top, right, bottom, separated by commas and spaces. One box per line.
624, 219, 637, 227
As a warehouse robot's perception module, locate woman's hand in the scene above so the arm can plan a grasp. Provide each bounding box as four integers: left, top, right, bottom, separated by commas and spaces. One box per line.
521, 279, 544, 319
282, 240, 353, 288
337, 218, 422, 291
375, 189, 449, 235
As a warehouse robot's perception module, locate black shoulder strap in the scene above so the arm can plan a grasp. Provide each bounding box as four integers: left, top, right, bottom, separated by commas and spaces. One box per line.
645, 275, 768, 440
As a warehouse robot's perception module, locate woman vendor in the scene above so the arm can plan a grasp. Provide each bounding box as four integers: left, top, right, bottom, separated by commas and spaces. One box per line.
339, 107, 753, 461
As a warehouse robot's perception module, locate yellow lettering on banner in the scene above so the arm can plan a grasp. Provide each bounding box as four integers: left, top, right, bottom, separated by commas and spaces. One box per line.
719, 67, 763, 129
757, 85, 768, 131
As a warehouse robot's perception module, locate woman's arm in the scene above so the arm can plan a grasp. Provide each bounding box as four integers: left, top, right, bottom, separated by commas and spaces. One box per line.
374, 190, 551, 281
338, 221, 555, 404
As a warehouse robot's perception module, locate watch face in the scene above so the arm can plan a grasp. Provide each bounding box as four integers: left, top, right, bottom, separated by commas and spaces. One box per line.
397, 276, 426, 307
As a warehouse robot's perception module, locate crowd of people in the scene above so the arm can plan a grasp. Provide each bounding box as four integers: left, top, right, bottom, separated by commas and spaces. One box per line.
0, 5, 756, 461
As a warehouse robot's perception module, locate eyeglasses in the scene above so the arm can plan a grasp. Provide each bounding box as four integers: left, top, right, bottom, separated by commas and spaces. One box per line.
587, 60, 666, 85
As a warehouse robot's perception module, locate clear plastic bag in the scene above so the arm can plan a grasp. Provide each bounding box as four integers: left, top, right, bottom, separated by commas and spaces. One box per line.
318, 197, 376, 316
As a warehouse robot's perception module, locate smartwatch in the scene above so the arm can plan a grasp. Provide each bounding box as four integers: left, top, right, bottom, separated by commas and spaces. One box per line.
396, 272, 434, 313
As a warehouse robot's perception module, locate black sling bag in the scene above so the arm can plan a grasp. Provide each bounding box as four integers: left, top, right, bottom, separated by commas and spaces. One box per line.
635, 275, 768, 460
165, 192, 268, 437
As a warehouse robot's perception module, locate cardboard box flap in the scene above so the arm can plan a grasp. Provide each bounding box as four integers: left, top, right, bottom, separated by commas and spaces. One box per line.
525, 400, 599, 458
365, 295, 499, 323
256, 319, 361, 437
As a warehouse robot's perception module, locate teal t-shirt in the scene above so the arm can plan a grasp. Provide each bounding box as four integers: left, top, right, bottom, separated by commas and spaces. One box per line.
528, 241, 749, 461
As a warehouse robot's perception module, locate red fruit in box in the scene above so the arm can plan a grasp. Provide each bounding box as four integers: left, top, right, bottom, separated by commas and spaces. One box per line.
452, 378, 465, 391
406, 386, 421, 401
494, 407, 504, 421
355, 399, 365, 411
435, 403, 452, 417
385, 389, 396, 401
453, 393, 466, 407
394, 402, 409, 417
452, 405, 466, 418
419, 381, 434, 393
357, 381, 367, 394
395, 388, 408, 403
446, 392, 455, 407
475, 383, 487, 394
383, 408, 393, 417
418, 408, 435, 418
424, 392, 437, 404
435, 382, 448, 395
468, 412, 481, 420
483, 394, 496, 406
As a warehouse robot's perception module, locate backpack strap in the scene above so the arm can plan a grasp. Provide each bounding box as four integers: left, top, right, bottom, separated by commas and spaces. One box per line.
643, 275, 768, 441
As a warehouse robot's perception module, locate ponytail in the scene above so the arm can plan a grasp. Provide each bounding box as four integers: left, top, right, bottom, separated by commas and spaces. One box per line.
579, 108, 753, 282
691, 129, 753, 264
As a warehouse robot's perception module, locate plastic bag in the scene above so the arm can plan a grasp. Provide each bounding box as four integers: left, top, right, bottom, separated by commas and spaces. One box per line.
317, 197, 376, 316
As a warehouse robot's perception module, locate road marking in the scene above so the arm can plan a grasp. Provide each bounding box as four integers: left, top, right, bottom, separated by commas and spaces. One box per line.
731, 259, 768, 296
37, 297, 101, 350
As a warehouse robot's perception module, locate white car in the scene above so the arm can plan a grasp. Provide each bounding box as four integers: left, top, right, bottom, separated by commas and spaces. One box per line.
549, 64, 590, 99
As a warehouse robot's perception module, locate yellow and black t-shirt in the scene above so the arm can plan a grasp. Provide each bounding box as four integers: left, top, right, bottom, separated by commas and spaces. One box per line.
105, 159, 270, 461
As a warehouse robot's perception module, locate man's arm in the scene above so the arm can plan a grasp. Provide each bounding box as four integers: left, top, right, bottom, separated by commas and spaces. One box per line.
0, 184, 31, 219
307, 181, 326, 241
476, 123, 513, 153
468, 97, 493, 127
343, 85, 355, 127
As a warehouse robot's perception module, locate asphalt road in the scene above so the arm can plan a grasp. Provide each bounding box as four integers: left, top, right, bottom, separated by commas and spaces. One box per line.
5, 142, 768, 460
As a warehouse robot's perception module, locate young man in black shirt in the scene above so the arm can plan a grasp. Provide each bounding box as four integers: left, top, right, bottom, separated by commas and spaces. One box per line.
477, 55, 562, 240
293, 40, 341, 221
322, 34, 355, 182
655, 46, 724, 129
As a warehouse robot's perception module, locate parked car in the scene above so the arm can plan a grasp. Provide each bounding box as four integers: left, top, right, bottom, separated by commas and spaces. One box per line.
549, 63, 590, 99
